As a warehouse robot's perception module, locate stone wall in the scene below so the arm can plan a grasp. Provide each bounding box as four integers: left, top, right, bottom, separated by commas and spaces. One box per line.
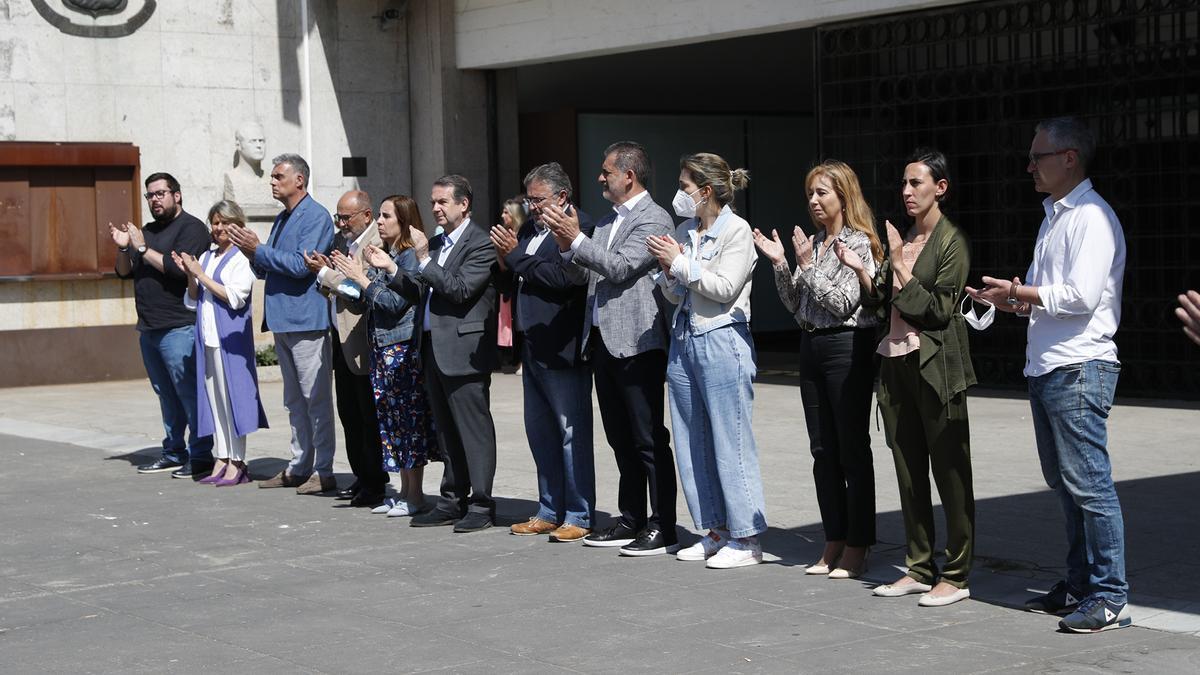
0, 0, 411, 384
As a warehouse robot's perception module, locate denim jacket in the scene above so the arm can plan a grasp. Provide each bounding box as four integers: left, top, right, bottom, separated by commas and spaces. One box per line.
656, 205, 756, 336
363, 247, 418, 348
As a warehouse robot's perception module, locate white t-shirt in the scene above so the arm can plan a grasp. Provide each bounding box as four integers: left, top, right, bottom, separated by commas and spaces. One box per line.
183, 246, 255, 348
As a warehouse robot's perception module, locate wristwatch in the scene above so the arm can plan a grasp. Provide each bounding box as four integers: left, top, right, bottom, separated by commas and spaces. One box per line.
137, 245, 147, 254
1007, 280, 1021, 306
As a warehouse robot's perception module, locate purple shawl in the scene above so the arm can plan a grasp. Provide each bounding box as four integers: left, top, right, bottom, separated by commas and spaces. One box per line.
194, 249, 269, 438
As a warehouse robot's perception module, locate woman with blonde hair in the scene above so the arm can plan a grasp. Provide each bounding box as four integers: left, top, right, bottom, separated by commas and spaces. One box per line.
496, 197, 527, 371
338, 195, 439, 517
752, 159, 883, 578
647, 152, 765, 568
174, 200, 267, 486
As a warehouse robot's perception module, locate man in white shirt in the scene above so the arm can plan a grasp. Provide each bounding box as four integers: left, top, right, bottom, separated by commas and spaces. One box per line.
968, 117, 1129, 633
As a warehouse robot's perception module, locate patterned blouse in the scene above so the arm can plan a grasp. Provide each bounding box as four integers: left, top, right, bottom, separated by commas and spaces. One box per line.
772, 227, 878, 331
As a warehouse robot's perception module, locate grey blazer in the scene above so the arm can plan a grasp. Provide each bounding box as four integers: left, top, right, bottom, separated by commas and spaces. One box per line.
571, 193, 673, 359
386, 218, 499, 377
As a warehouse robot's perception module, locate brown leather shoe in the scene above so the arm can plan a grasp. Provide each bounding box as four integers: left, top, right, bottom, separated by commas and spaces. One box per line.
296, 474, 337, 495
258, 470, 308, 489
549, 523, 590, 543
510, 517, 558, 536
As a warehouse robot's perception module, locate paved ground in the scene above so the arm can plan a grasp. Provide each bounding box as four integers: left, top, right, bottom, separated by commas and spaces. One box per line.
2, 369, 1200, 673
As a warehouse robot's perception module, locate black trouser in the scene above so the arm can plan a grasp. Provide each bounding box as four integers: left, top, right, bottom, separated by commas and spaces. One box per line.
798, 327, 877, 546
591, 330, 676, 533
422, 335, 497, 517
331, 335, 388, 493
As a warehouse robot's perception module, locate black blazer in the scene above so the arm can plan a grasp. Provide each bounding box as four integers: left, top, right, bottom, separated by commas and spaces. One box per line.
500, 209, 595, 370
388, 218, 499, 377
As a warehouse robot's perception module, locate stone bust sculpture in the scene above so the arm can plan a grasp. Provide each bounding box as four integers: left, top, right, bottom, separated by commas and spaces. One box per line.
222, 121, 274, 214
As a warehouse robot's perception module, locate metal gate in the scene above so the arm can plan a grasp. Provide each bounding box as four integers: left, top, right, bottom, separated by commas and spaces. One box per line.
816, 0, 1200, 398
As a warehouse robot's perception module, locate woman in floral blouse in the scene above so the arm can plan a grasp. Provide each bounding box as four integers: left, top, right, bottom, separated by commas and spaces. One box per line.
752, 159, 883, 579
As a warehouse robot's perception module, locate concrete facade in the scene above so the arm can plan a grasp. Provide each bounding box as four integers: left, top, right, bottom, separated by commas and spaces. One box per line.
453, 0, 964, 68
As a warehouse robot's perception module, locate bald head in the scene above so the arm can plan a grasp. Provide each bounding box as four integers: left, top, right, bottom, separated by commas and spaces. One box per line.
335, 190, 373, 239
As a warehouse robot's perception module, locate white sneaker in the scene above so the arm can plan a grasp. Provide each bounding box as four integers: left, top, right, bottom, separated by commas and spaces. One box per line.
371, 497, 397, 514
387, 500, 426, 517
706, 539, 762, 569
676, 531, 727, 561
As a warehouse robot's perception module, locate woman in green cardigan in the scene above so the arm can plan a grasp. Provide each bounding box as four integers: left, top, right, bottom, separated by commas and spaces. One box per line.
835, 148, 977, 607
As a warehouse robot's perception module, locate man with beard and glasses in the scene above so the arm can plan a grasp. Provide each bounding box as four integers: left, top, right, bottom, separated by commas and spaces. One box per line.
111, 172, 215, 478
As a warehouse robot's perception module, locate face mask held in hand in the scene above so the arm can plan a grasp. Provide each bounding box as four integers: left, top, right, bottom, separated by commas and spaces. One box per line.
961, 294, 995, 331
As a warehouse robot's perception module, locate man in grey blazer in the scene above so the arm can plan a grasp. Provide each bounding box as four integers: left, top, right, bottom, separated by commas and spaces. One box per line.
387, 174, 500, 533
544, 141, 678, 556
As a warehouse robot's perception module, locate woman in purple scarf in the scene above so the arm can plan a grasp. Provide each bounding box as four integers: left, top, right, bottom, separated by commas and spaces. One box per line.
174, 200, 268, 486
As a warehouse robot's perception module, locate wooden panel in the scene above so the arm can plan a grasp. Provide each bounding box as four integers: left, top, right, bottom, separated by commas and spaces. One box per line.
29, 168, 98, 275
0, 167, 32, 276
0, 142, 140, 167
94, 166, 136, 272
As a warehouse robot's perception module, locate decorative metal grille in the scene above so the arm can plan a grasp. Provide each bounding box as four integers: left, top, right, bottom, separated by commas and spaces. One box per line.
817, 0, 1200, 399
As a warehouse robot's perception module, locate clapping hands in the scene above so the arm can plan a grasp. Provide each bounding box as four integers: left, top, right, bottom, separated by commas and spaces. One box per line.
646, 234, 683, 271
362, 244, 398, 275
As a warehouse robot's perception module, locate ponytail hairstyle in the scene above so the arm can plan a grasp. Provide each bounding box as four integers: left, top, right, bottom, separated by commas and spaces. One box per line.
679, 152, 749, 209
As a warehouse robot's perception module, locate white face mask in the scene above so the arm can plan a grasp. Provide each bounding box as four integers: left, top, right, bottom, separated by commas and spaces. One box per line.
672, 188, 705, 218
961, 295, 995, 331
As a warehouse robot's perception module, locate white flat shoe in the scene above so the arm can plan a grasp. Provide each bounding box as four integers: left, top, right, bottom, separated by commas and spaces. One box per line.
873, 581, 933, 597
805, 562, 832, 575
371, 497, 397, 514
918, 588, 971, 607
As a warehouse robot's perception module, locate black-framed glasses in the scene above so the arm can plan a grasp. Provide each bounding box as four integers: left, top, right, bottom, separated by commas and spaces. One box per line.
1028, 148, 1077, 165
333, 208, 368, 224
143, 189, 172, 200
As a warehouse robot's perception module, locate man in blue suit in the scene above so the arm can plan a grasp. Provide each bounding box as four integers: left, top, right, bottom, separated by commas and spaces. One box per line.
491, 162, 596, 543
228, 153, 337, 495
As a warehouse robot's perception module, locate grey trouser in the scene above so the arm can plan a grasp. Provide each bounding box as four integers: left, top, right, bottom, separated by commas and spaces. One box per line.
275, 330, 336, 477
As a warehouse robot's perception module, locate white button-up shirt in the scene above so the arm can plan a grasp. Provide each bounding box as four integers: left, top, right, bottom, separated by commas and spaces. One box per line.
1024, 178, 1126, 377
318, 226, 373, 325
183, 246, 254, 348
419, 217, 471, 330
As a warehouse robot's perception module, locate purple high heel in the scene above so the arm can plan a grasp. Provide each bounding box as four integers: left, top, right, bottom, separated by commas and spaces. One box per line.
197, 466, 227, 485
213, 466, 249, 487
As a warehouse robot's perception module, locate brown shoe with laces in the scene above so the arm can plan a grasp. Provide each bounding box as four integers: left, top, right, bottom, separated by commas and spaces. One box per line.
549, 524, 590, 542
510, 517, 558, 536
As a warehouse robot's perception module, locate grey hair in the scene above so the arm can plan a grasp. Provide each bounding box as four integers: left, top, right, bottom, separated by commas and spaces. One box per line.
603, 141, 652, 187
1035, 117, 1096, 170
207, 199, 247, 227
272, 153, 311, 188
523, 162, 573, 199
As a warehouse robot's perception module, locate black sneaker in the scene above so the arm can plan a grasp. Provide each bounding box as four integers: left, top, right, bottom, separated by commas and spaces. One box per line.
1058, 596, 1132, 633
582, 522, 638, 548
137, 458, 184, 474
619, 528, 680, 557
1025, 580, 1083, 615
171, 461, 213, 479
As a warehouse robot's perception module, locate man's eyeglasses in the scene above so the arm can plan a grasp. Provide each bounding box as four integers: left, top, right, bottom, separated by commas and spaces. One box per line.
333, 208, 368, 224
523, 196, 549, 208
1028, 148, 1077, 165
144, 190, 172, 201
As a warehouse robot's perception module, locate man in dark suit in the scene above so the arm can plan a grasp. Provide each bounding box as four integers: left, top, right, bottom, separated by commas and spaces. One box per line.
387, 174, 499, 533
543, 141, 678, 556
490, 162, 596, 543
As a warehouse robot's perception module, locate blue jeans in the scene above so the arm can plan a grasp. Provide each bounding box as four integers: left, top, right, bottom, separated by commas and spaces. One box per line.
139, 325, 213, 464
667, 320, 767, 539
521, 341, 595, 528
1028, 360, 1127, 605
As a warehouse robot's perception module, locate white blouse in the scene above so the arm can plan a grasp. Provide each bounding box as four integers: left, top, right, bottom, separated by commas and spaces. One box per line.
183, 246, 255, 348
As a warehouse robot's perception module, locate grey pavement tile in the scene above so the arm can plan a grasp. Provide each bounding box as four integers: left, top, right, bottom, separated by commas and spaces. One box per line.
800, 631, 1021, 673
290, 629, 517, 675
660, 606, 896, 658
986, 633, 1200, 674
920, 610, 1162, 660
589, 583, 784, 631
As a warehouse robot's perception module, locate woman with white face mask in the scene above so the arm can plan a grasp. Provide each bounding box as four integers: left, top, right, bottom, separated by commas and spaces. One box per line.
835, 148, 977, 607
647, 153, 765, 568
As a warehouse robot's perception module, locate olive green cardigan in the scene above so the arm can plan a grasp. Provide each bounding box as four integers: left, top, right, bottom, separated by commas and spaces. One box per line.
863, 215, 977, 404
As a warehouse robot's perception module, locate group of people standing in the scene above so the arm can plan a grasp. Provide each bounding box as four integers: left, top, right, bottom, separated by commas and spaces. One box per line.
113, 115, 1132, 634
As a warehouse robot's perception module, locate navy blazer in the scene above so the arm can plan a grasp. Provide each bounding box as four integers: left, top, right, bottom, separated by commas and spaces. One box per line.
251, 194, 335, 333
500, 209, 595, 369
